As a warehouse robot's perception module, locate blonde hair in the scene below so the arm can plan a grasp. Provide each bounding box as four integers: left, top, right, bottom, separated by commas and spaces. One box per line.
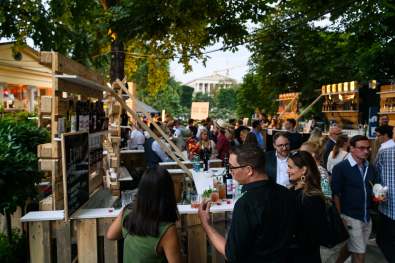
300, 141, 323, 162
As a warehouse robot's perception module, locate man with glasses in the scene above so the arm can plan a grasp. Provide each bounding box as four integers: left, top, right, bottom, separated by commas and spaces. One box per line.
265, 132, 291, 187
332, 135, 378, 263
198, 144, 295, 262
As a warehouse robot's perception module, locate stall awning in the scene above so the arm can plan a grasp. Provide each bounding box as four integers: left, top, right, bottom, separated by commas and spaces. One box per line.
136, 99, 159, 114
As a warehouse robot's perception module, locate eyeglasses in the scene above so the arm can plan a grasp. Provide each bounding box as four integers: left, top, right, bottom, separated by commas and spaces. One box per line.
275, 143, 290, 149
355, 146, 371, 151
229, 165, 249, 171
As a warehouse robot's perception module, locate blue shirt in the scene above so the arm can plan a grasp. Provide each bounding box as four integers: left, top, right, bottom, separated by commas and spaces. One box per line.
253, 130, 265, 150
376, 146, 395, 220
332, 155, 377, 222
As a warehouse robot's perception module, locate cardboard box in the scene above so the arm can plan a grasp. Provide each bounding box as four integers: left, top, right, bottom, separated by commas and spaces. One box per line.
40, 96, 52, 113
37, 143, 53, 158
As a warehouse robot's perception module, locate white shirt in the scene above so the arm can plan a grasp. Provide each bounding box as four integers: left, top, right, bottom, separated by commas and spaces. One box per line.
173, 127, 182, 138
379, 139, 395, 151
276, 153, 290, 187
130, 129, 145, 147
327, 150, 349, 173
152, 140, 171, 162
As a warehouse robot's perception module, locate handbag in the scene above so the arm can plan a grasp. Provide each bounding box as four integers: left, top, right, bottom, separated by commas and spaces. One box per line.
320, 199, 349, 248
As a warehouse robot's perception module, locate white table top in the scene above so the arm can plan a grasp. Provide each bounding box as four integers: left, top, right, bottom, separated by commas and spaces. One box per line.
167, 167, 225, 176
20, 199, 235, 222
71, 208, 122, 219
21, 210, 65, 222
177, 201, 234, 214
120, 149, 144, 154
159, 160, 192, 165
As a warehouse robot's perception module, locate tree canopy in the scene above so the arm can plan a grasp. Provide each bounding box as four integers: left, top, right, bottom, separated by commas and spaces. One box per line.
236, 0, 395, 117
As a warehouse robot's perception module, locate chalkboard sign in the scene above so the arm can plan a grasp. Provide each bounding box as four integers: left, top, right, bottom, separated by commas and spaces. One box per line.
61, 132, 90, 219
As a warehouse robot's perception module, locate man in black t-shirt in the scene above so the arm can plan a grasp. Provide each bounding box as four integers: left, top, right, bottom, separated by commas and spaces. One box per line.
198, 145, 295, 262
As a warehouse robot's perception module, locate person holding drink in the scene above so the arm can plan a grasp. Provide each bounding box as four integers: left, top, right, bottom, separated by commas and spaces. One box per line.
198, 144, 295, 262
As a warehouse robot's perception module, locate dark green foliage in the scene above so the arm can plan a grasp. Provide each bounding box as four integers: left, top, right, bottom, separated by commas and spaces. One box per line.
179, 85, 194, 109
0, 115, 49, 216
0, 229, 27, 263
240, 0, 395, 117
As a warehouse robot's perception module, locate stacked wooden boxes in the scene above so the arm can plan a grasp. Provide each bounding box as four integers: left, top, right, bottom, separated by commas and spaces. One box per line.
103, 87, 123, 196
36, 51, 107, 210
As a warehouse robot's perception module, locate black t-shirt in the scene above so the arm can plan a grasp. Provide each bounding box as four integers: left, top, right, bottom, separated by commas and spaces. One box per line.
225, 180, 296, 263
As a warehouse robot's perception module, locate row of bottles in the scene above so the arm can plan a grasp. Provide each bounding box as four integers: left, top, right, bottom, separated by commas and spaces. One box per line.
382, 97, 395, 112
322, 97, 358, 111
57, 99, 108, 137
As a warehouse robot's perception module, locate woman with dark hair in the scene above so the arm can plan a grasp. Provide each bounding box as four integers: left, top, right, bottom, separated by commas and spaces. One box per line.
327, 134, 349, 173
106, 166, 181, 263
286, 151, 326, 263
243, 131, 258, 146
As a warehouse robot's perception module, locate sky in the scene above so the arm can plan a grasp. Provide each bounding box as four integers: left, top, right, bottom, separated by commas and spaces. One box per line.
170, 44, 251, 85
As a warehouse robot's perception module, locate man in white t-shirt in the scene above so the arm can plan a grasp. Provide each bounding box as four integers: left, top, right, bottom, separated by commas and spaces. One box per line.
129, 124, 145, 149
375, 125, 395, 152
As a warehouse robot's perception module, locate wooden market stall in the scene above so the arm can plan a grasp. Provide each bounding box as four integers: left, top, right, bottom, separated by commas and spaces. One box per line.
277, 92, 300, 122
321, 81, 380, 130
377, 82, 395, 126
0, 42, 52, 113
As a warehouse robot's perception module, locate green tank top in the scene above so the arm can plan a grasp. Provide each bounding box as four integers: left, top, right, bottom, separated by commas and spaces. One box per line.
122, 210, 174, 263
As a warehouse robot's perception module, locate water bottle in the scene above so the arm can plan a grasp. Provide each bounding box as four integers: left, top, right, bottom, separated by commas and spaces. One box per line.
193, 155, 201, 172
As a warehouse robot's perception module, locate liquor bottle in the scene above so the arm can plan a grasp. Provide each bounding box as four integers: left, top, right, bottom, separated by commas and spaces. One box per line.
202, 148, 210, 171
223, 155, 233, 199
95, 101, 100, 132
65, 100, 72, 132
70, 100, 77, 132
75, 101, 80, 131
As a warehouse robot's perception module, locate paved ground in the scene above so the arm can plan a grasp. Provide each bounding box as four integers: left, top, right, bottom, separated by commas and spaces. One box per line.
320, 239, 387, 263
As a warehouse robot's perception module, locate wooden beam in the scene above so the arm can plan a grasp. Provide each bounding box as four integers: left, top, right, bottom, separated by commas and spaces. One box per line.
116, 79, 188, 161
55, 221, 72, 263
76, 219, 98, 263
106, 80, 192, 178
29, 221, 51, 263
40, 51, 104, 84
185, 215, 207, 263
98, 218, 119, 263
296, 94, 323, 121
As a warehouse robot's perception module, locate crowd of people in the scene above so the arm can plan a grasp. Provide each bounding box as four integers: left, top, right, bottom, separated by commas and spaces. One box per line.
107, 114, 395, 263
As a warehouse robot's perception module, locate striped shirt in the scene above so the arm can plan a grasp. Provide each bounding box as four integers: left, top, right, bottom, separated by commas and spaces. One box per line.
376, 146, 395, 220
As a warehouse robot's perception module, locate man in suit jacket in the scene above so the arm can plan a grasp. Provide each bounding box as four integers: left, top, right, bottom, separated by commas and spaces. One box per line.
265, 132, 291, 187
322, 126, 342, 168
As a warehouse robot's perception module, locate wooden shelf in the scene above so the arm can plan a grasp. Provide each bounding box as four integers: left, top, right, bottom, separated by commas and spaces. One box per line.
276, 98, 297, 101
322, 91, 358, 95
378, 112, 395, 115
377, 90, 395, 95
322, 110, 358, 113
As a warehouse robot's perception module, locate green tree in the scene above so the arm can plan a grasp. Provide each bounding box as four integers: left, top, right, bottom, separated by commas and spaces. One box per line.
210, 87, 238, 119
242, 0, 395, 116
1, 0, 274, 94
0, 115, 49, 241
179, 85, 194, 109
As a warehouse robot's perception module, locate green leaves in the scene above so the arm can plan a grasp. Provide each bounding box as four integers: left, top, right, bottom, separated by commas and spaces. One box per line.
0, 116, 49, 215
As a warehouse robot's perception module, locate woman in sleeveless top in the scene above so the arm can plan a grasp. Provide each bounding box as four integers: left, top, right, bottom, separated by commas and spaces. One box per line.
198, 129, 217, 160
107, 166, 181, 263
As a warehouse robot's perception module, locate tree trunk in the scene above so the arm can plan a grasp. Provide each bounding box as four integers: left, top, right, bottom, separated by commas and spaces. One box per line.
110, 39, 125, 83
